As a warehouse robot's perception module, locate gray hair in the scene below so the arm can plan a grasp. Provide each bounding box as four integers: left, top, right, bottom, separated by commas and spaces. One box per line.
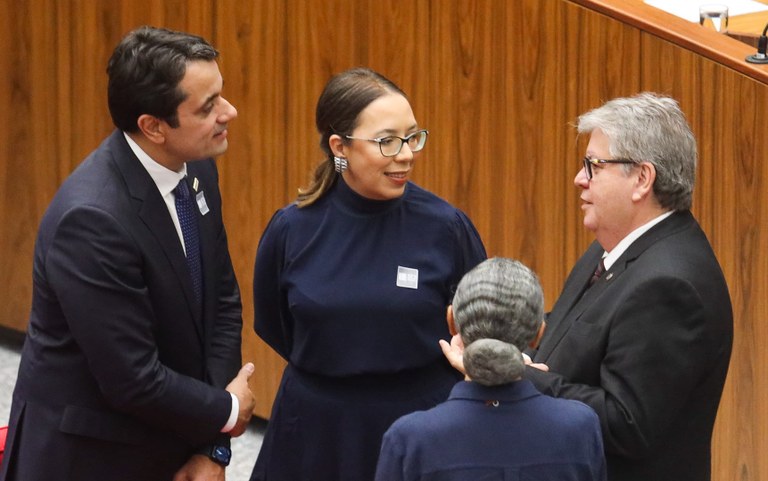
452, 258, 544, 386
577, 92, 697, 211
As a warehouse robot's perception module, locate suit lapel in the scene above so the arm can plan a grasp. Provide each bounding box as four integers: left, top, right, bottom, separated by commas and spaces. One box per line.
536, 242, 603, 361
618, 210, 693, 263
107, 131, 205, 342
535, 211, 695, 362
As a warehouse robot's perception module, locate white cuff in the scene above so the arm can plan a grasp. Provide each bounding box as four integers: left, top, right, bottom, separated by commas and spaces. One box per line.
220, 392, 239, 433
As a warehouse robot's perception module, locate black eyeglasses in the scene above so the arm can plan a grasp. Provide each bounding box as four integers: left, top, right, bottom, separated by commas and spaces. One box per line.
345, 129, 429, 157
582, 157, 636, 181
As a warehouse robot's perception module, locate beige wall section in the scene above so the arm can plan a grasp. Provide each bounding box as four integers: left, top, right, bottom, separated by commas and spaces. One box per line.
1, 1, 765, 479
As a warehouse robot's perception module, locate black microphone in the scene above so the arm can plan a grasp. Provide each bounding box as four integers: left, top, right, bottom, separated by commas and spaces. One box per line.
746, 22, 768, 64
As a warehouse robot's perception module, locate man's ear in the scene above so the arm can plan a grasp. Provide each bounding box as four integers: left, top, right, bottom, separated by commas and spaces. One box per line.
529, 320, 546, 348
136, 114, 166, 145
632, 162, 656, 202
446, 305, 458, 336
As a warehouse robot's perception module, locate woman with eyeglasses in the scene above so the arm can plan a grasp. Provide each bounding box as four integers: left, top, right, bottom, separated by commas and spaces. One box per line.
249, 67, 486, 481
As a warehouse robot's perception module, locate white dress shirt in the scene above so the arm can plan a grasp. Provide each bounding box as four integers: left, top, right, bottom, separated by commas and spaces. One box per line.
123, 132, 238, 433
602, 210, 675, 270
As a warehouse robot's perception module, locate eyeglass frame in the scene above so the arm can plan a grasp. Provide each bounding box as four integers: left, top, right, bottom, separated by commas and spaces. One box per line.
345, 129, 429, 157
582, 156, 636, 181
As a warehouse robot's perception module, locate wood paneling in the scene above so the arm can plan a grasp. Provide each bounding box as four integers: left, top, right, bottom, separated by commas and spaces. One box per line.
0, 1, 216, 331
638, 34, 768, 481
214, 0, 292, 419
2, 1, 766, 478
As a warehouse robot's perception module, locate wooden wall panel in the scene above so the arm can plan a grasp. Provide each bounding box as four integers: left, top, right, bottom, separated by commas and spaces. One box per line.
553, 2, 644, 287
637, 34, 768, 481
214, 0, 292, 420
0, 1, 61, 332
2, 0, 767, 478
0, 1, 215, 331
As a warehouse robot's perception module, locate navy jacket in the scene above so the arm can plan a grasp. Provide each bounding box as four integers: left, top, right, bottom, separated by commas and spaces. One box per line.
0, 131, 242, 481
375, 380, 606, 481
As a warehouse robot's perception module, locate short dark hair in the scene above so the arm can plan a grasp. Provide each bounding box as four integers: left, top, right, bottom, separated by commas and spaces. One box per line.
107, 26, 219, 132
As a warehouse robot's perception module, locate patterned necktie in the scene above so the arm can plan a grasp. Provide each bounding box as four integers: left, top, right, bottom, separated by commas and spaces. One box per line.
588, 258, 606, 287
174, 178, 202, 303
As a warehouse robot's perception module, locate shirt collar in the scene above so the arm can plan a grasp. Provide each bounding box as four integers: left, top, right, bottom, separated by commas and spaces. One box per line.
447, 379, 541, 404
603, 210, 674, 270
123, 132, 187, 197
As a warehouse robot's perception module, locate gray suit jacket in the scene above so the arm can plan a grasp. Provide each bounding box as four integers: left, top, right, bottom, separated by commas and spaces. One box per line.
525, 211, 732, 481
0, 130, 242, 481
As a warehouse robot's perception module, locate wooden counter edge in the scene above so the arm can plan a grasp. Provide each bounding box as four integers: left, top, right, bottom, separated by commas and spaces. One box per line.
569, 0, 768, 84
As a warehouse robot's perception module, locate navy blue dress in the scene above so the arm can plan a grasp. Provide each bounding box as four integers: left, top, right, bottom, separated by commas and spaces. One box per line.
375, 380, 606, 481
250, 178, 486, 481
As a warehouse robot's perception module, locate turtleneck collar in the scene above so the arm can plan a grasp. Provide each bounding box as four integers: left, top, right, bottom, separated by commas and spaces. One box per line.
331, 176, 407, 216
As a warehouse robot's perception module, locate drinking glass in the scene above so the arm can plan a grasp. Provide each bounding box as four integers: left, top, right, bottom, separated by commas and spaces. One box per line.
699, 4, 729, 33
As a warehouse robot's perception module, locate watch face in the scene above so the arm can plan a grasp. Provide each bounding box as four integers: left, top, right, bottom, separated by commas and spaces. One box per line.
212, 445, 232, 466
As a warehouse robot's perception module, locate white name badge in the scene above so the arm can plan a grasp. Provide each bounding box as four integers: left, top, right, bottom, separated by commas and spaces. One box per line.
396, 266, 419, 289
196, 191, 210, 215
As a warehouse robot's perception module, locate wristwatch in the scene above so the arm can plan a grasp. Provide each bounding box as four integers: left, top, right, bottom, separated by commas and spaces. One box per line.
206, 445, 232, 467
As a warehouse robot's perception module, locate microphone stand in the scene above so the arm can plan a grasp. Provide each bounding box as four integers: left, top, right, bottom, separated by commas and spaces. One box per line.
746, 22, 768, 64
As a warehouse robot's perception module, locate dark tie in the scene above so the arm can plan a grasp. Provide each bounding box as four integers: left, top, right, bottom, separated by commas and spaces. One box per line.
588, 258, 606, 286
174, 178, 202, 303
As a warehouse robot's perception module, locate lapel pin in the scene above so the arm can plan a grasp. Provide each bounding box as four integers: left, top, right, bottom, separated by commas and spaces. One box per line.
192, 177, 199, 192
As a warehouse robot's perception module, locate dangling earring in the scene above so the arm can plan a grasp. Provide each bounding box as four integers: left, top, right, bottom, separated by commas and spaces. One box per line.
334, 156, 348, 173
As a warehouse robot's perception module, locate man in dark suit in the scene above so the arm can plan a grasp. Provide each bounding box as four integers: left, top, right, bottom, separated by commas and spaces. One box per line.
0, 26, 255, 481
524, 93, 733, 480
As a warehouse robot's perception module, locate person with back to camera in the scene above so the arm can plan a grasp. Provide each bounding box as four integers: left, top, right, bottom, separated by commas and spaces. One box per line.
0, 26, 255, 481
249, 67, 487, 481
375, 257, 606, 481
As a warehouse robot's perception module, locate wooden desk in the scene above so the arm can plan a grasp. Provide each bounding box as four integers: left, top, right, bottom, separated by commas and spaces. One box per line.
639, 1, 768, 45
578, 0, 768, 80
728, 11, 768, 44
731, 10, 768, 31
